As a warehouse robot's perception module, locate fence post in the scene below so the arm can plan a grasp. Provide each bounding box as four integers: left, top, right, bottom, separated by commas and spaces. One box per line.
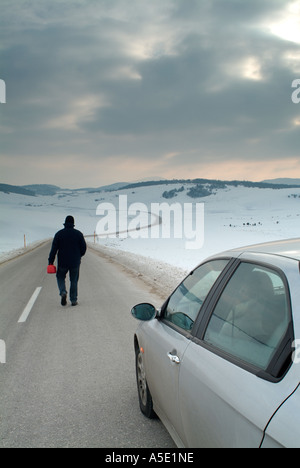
24, 234, 26, 249
0, 340, 6, 364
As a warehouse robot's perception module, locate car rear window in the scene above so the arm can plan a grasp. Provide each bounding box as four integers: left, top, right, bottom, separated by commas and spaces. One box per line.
204, 262, 291, 371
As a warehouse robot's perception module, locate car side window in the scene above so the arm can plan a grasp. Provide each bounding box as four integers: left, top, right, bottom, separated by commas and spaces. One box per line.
164, 259, 229, 332
204, 262, 291, 371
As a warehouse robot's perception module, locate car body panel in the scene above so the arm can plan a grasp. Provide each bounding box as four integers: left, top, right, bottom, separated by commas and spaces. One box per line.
133, 239, 300, 448
261, 383, 300, 448
178, 342, 299, 448
137, 319, 191, 447
136, 320, 300, 448
223, 238, 300, 261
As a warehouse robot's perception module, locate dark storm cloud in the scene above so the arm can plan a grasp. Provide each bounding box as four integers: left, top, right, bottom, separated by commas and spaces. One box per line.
0, 0, 299, 186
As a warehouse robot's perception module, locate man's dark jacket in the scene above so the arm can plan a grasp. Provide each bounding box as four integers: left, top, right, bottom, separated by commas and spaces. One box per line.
48, 222, 87, 269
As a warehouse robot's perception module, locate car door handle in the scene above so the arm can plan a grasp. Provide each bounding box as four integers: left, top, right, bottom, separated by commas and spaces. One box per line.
167, 352, 181, 364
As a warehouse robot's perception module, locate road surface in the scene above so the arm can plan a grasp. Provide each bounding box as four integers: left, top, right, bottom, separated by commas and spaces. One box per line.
0, 242, 175, 448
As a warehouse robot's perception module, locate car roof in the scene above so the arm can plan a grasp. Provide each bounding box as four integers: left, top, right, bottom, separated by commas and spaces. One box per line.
221, 238, 300, 261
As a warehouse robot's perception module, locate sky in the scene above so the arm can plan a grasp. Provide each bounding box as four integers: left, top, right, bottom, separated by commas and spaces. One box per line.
0, 0, 300, 188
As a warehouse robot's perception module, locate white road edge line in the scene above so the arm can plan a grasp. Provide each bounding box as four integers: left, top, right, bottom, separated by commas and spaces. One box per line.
18, 287, 42, 323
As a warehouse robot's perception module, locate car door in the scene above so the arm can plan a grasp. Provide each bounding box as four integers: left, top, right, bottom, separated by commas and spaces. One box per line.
142, 259, 230, 446
178, 260, 295, 447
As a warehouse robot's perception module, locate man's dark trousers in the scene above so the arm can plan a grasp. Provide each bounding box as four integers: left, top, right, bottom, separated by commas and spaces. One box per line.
56, 266, 80, 304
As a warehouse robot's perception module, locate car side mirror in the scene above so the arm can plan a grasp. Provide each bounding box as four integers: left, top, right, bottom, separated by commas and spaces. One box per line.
131, 303, 157, 321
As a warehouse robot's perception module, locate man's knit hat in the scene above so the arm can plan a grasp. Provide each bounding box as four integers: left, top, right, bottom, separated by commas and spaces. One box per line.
64, 215, 75, 226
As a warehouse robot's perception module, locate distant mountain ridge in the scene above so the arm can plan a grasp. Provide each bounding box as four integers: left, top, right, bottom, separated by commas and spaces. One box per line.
1, 178, 300, 196
116, 178, 300, 192
0, 184, 36, 196
23, 184, 61, 196
262, 178, 300, 186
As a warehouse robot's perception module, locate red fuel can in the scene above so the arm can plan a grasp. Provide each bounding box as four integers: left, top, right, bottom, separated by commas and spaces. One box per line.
47, 265, 57, 274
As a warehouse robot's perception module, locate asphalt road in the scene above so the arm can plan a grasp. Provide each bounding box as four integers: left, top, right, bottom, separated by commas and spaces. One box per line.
0, 242, 175, 448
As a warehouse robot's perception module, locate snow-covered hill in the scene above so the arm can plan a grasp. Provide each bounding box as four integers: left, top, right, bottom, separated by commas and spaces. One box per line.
1, 182, 300, 271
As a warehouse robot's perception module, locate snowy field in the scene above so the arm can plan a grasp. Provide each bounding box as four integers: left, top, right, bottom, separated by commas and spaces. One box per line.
1, 182, 300, 277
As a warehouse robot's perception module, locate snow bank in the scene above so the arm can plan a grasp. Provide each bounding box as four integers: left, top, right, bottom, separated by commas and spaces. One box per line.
88, 242, 188, 299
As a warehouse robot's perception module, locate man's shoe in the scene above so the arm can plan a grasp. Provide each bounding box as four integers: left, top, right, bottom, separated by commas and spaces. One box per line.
71, 301, 78, 307
61, 293, 67, 306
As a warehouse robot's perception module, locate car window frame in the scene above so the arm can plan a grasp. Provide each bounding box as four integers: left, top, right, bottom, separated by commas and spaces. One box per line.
193, 258, 295, 383
159, 257, 235, 339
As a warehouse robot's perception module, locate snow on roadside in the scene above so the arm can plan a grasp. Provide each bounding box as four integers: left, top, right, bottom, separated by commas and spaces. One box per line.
0, 239, 50, 265
88, 242, 189, 299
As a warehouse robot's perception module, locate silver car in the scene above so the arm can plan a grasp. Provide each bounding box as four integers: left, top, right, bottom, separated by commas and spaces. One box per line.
131, 239, 300, 448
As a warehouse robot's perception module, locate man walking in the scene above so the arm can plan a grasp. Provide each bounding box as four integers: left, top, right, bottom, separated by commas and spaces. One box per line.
48, 216, 87, 306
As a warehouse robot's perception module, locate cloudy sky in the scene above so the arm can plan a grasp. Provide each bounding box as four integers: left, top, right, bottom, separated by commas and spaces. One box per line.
0, 0, 299, 188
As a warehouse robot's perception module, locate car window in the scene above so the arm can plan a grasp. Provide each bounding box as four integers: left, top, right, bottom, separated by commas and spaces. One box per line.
164, 259, 229, 331
204, 262, 290, 371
